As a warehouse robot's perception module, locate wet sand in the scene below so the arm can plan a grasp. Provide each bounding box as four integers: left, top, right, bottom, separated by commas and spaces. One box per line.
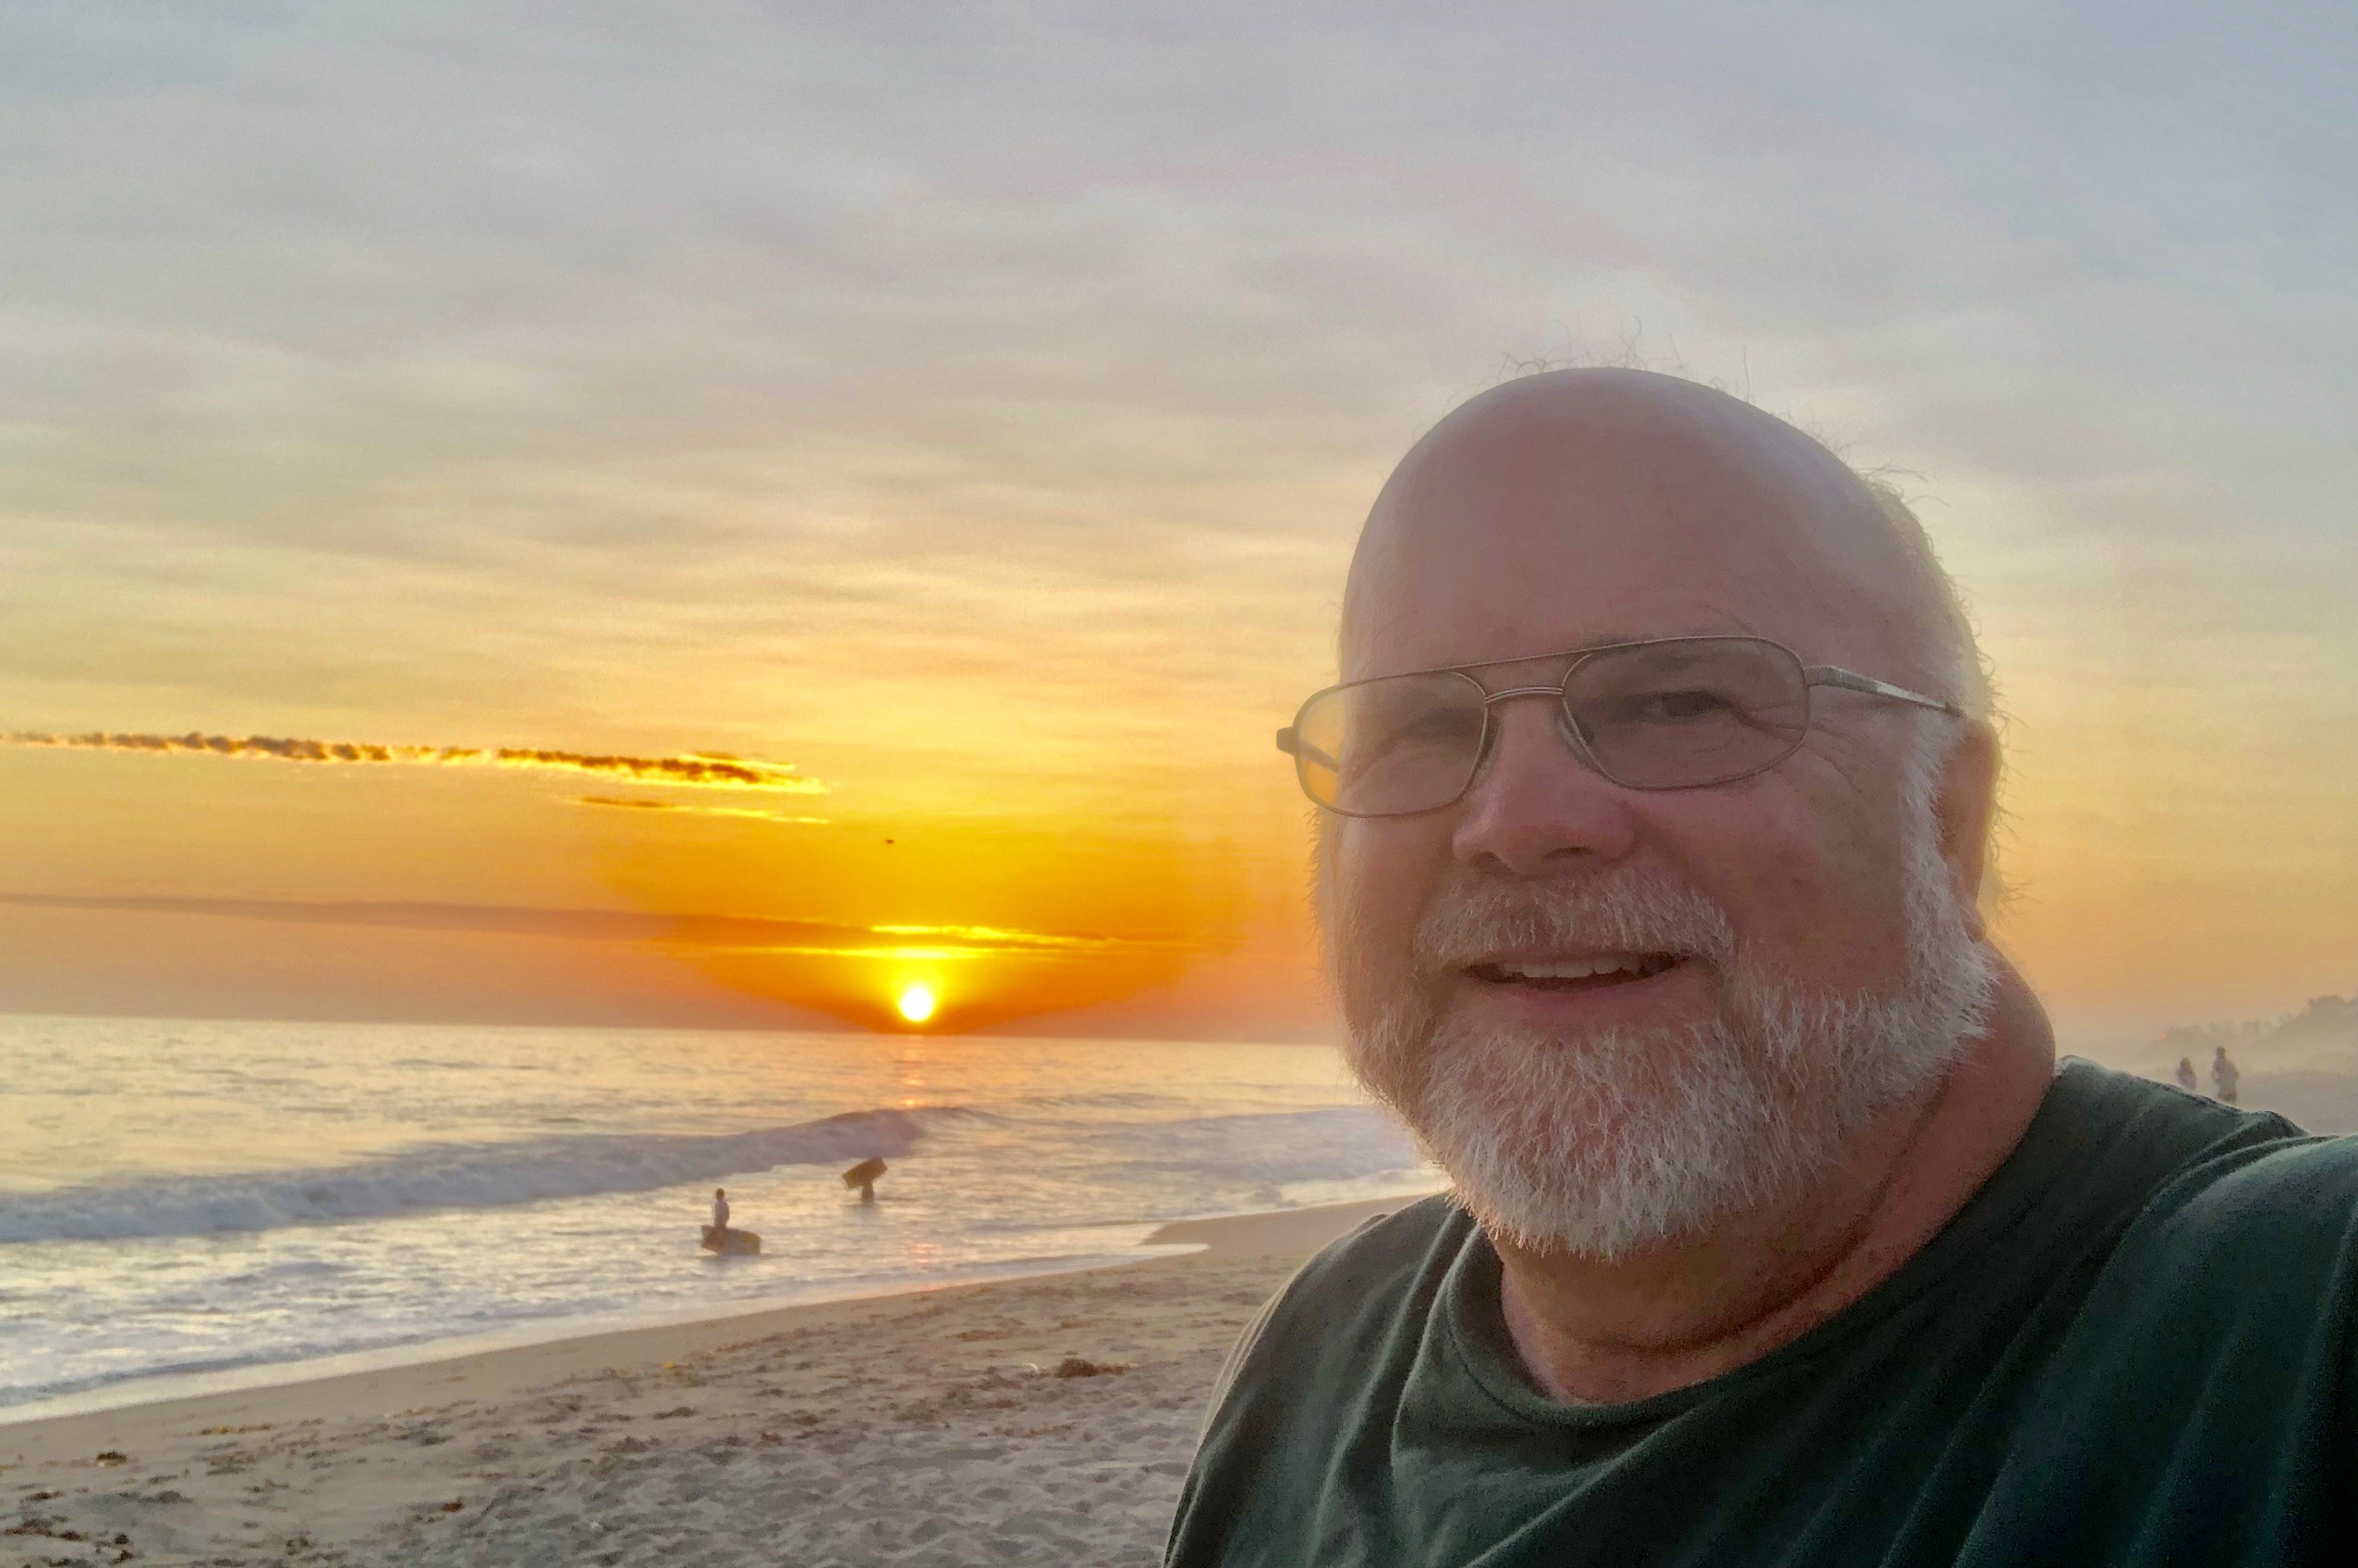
2, 1198, 1404, 1566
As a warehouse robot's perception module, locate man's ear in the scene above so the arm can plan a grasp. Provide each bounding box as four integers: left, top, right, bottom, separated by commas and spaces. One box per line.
1934, 720, 2002, 940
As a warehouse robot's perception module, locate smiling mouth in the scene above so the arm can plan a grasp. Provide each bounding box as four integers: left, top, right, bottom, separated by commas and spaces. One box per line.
1467, 955, 1680, 993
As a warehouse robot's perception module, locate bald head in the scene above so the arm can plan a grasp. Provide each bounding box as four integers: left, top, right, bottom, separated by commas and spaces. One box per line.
1343, 369, 1984, 718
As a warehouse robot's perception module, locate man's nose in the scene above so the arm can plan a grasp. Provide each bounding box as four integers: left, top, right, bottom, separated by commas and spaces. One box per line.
1450, 696, 1639, 874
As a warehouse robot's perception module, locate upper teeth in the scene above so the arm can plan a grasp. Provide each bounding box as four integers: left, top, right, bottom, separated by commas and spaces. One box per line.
1495, 957, 1653, 980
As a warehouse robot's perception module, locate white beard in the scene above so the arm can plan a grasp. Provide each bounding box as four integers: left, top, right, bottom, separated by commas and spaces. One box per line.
1328, 744, 1995, 1261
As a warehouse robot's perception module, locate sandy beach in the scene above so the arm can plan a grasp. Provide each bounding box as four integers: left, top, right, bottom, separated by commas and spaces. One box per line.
2, 1199, 1403, 1567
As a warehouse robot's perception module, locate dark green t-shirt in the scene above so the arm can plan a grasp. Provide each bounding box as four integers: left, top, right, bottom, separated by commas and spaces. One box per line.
1167, 1061, 2358, 1566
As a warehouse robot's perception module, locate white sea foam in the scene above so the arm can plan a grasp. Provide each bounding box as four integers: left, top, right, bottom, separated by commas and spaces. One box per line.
0, 1108, 945, 1244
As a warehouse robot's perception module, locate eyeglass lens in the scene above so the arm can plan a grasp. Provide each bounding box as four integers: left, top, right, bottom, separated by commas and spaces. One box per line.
1294, 638, 1813, 815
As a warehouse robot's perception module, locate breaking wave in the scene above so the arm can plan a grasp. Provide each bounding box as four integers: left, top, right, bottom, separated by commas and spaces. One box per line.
0, 1108, 946, 1244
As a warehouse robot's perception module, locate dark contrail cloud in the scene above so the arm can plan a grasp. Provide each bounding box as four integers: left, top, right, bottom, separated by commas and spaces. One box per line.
2, 731, 823, 793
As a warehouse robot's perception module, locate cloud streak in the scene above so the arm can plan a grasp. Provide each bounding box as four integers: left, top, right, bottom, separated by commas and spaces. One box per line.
3, 731, 822, 793
0, 894, 1174, 960
573, 795, 830, 824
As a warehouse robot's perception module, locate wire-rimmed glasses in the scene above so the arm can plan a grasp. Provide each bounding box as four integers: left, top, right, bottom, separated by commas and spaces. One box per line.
1278, 635, 1958, 817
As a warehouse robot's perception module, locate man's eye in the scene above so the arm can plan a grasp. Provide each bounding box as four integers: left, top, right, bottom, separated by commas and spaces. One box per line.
1581, 688, 1740, 729
1350, 709, 1477, 767
1383, 709, 1480, 747
1634, 688, 1735, 722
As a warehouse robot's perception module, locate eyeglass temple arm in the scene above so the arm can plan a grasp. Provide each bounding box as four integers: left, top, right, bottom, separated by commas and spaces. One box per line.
1274, 727, 1345, 772
1804, 666, 1962, 717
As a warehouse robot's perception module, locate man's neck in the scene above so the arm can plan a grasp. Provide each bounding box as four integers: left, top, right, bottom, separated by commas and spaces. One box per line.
1493, 963, 2057, 1405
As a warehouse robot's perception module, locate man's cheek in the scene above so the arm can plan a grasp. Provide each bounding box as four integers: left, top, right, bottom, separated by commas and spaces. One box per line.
1701, 809, 1885, 957
1351, 822, 1450, 929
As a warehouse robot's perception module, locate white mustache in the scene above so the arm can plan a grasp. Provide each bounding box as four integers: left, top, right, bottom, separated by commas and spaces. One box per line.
1411, 869, 1739, 978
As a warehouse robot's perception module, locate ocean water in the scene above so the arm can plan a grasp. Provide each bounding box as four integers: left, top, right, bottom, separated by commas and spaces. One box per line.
0, 1015, 1438, 1417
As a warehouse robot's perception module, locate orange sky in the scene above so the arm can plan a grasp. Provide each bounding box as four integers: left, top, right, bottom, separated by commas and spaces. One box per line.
5, 6, 2355, 1053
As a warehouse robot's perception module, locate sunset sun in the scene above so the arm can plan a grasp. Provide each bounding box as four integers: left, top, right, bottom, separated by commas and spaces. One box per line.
897, 983, 937, 1025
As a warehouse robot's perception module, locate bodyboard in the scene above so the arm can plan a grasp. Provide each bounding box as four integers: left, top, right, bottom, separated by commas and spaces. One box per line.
700, 1225, 761, 1255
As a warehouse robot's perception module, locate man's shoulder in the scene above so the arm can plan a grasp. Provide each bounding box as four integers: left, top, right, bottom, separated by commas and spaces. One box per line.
2040, 1059, 2303, 1184
2137, 1120, 2358, 1252
2053, 1069, 2358, 1320
1979, 1114, 2358, 1556
2033, 1058, 2353, 1236
1285, 1190, 1470, 1297
1205, 1193, 1470, 1415
1249, 1193, 1470, 1354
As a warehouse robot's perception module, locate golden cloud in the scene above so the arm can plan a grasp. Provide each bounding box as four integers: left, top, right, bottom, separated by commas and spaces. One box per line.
4, 730, 822, 792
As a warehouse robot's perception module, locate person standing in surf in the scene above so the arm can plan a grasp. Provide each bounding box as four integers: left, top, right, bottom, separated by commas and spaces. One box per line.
2212, 1047, 2240, 1105
711, 1186, 730, 1240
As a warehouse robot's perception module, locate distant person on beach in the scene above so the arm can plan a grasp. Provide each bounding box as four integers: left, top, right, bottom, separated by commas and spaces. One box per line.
710, 1186, 730, 1239
1168, 370, 2358, 1566
2213, 1046, 2240, 1105
2174, 1056, 2198, 1092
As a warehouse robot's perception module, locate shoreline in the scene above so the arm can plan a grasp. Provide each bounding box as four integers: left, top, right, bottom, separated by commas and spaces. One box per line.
0, 1247, 1191, 1431
1, 1196, 1405, 1459
2, 1195, 1422, 1433
2, 1195, 1408, 1567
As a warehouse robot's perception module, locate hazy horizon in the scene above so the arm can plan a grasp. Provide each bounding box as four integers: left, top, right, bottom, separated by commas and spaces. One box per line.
5, 984, 2353, 1075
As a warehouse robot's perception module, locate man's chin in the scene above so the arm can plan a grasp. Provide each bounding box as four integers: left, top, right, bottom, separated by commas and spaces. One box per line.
1354, 1018, 1758, 1258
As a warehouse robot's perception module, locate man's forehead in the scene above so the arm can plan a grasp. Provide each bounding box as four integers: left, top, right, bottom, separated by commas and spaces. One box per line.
1342, 516, 1817, 678
1340, 371, 1911, 680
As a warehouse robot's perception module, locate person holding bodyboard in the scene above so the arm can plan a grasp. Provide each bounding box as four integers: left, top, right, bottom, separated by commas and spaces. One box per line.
844, 1157, 887, 1204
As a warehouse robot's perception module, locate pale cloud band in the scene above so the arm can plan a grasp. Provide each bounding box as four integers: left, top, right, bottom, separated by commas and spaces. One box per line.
572, 796, 831, 824
3, 731, 823, 793
0, 894, 1175, 962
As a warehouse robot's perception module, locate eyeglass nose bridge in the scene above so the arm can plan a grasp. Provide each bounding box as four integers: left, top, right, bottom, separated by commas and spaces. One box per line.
1464, 681, 1605, 791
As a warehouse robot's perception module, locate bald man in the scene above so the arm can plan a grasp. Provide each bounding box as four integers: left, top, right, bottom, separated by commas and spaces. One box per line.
1165, 370, 2358, 1567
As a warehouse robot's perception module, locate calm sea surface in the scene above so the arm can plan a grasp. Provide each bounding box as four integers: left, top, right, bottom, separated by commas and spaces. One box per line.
0, 1016, 1436, 1416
